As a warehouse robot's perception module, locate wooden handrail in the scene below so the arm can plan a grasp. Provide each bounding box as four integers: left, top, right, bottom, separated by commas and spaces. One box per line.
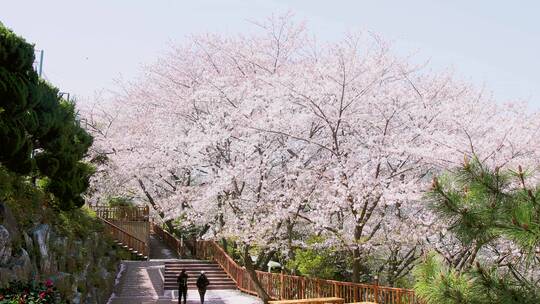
138, 215, 420, 303
92, 205, 149, 221
269, 297, 344, 304
100, 217, 149, 257
152, 223, 193, 258
194, 240, 421, 304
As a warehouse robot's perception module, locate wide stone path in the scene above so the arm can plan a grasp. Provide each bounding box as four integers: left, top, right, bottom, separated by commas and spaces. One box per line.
107, 260, 164, 304
171, 289, 262, 304
107, 234, 261, 304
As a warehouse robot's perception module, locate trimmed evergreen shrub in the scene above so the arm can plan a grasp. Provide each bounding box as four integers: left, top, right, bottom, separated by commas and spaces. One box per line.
0, 24, 93, 210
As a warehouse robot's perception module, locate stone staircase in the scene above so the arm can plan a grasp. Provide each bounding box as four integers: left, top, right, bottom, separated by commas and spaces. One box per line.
164, 259, 237, 290
113, 239, 148, 260
97, 215, 149, 260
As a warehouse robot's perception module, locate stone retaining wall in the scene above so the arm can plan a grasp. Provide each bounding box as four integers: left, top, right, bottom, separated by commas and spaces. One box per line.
0, 202, 123, 303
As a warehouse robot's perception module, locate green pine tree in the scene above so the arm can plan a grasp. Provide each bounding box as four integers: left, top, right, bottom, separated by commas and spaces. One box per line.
0, 24, 93, 210
414, 157, 540, 304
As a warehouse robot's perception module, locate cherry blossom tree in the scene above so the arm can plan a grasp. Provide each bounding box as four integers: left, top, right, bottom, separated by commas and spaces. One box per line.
84, 14, 540, 297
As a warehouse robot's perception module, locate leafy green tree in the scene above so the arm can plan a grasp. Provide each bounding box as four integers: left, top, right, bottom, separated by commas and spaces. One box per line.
287, 237, 348, 280
0, 24, 93, 210
107, 196, 135, 207
414, 157, 540, 304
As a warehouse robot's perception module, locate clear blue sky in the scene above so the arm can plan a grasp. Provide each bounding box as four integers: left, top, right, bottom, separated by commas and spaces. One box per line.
3, 0, 539, 107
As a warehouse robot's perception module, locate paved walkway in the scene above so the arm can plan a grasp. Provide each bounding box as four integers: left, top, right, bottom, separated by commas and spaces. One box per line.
107, 234, 261, 304
107, 260, 164, 304
170, 289, 262, 304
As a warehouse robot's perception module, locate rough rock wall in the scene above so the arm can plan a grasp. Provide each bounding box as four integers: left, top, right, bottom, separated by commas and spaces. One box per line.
0, 202, 122, 303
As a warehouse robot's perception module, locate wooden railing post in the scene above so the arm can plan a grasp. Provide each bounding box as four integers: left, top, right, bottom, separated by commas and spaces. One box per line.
300, 277, 305, 299
141, 222, 420, 304
268, 272, 274, 299
91, 205, 151, 259
100, 218, 148, 257
280, 271, 285, 300
374, 276, 379, 303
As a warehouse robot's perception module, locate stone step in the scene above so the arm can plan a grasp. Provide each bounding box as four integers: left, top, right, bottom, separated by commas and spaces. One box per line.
165, 269, 225, 274
164, 284, 237, 290
165, 276, 234, 281
165, 280, 235, 285
165, 284, 235, 288
163, 259, 236, 291
165, 263, 222, 268
164, 276, 235, 282
167, 260, 223, 265
165, 259, 214, 263
165, 274, 230, 278
165, 265, 222, 270
164, 279, 237, 284
114, 241, 148, 260
165, 280, 234, 284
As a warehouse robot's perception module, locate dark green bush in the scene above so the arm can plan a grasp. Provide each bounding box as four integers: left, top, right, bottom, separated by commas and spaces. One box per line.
0, 24, 93, 210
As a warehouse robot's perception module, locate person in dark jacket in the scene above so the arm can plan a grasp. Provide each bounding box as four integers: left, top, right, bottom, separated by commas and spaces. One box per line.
196, 270, 210, 304
177, 269, 188, 304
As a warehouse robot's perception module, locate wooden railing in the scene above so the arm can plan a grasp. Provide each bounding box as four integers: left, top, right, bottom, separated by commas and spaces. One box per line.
269, 298, 345, 304
101, 218, 149, 257
92, 205, 149, 221
195, 240, 420, 304
152, 223, 193, 258
111, 220, 150, 243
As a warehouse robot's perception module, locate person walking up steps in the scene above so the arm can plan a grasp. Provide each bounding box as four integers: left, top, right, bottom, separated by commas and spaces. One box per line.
177, 269, 188, 304
196, 270, 210, 304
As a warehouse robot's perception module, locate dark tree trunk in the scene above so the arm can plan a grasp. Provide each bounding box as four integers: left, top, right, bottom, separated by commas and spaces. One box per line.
352, 247, 361, 283
243, 245, 271, 303
222, 238, 229, 254
137, 178, 175, 232
352, 222, 363, 283
286, 222, 298, 275
256, 250, 276, 271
